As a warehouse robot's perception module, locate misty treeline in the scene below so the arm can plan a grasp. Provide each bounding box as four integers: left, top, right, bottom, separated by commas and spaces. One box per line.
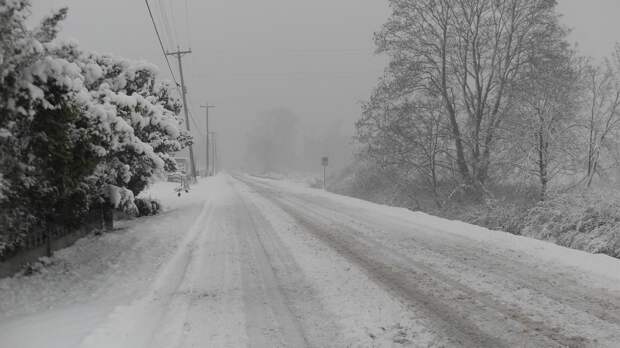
244, 108, 350, 175
0, 1, 190, 253
349, 0, 620, 256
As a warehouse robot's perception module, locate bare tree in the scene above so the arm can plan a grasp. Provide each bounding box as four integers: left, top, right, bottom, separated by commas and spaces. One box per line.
508, 40, 581, 200
375, 0, 567, 196
582, 48, 620, 187
356, 80, 450, 206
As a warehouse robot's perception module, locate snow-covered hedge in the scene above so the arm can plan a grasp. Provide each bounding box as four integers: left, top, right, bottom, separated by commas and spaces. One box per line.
0, 0, 190, 254
446, 190, 620, 258
519, 190, 620, 257
333, 161, 620, 258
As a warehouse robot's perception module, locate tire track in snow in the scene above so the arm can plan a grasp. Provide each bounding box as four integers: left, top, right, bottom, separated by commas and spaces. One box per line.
265, 194, 507, 347
292, 188, 620, 328
79, 198, 214, 348
255, 180, 620, 346
232, 184, 309, 347
168, 191, 248, 348
233, 177, 450, 347
240, 176, 598, 347
231, 178, 345, 347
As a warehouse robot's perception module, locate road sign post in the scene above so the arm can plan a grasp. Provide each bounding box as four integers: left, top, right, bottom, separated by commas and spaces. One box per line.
321, 156, 328, 190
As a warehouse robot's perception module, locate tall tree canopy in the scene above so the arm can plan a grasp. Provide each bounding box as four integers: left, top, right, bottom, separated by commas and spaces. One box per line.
371, 0, 568, 195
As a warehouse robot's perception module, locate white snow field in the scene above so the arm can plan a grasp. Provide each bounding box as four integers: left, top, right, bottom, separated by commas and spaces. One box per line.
1, 173, 620, 347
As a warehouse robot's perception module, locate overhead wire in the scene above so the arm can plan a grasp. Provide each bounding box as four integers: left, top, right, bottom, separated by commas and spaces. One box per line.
176, 0, 201, 134
166, 0, 181, 49
179, 0, 202, 138
150, 1, 168, 48
184, 0, 192, 49
148, 0, 203, 158
144, 0, 179, 88
158, 0, 177, 49
185, 92, 202, 131
189, 111, 202, 133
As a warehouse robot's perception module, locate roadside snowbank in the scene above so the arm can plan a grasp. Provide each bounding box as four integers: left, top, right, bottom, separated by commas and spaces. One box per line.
246, 175, 620, 287
0, 177, 218, 348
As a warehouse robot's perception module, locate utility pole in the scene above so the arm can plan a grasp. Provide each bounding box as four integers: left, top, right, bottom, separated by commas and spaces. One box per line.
166, 46, 197, 181
210, 132, 217, 175
214, 132, 217, 174
200, 103, 215, 176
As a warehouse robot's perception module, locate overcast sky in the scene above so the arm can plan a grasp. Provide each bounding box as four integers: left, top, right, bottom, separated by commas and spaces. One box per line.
31, 0, 620, 170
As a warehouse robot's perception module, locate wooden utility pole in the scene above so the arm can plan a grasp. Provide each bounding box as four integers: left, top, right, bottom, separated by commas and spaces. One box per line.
213, 132, 217, 174
166, 46, 197, 181
210, 132, 217, 175
200, 103, 215, 176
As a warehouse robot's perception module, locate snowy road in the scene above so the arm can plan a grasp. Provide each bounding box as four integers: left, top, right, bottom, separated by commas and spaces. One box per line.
1, 174, 620, 347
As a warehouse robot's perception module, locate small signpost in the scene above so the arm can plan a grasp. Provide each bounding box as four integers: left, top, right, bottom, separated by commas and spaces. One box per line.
321, 156, 328, 190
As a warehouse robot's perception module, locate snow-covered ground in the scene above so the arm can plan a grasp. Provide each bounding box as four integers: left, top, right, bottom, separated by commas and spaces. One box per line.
1, 173, 619, 347
247, 171, 322, 188
0, 178, 214, 347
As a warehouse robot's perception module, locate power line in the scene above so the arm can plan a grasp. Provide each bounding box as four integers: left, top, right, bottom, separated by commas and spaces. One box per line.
166, 47, 198, 180
185, 92, 200, 128
200, 103, 216, 176
166, 0, 181, 48
144, 0, 179, 87
188, 108, 201, 131
158, 0, 176, 48
184, 0, 192, 49
171, 50, 201, 147
149, 0, 203, 172
204, 48, 373, 57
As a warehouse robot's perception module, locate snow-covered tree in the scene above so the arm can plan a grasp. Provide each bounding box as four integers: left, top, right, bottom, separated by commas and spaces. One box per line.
581, 48, 620, 187
0, 1, 101, 250
0, 0, 190, 252
507, 39, 581, 200
64, 49, 192, 198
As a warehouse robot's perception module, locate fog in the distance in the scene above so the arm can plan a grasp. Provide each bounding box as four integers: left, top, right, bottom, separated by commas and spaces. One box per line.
31, 0, 620, 174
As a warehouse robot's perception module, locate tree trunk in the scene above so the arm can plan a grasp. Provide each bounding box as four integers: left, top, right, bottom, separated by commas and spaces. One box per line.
45, 229, 52, 257
538, 126, 548, 201
439, 20, 471, 187
586, 150, 599, 188
102, 204, 114, 231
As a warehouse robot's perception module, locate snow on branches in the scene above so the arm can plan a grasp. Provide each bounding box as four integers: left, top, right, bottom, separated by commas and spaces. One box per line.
0, 0, 190, 251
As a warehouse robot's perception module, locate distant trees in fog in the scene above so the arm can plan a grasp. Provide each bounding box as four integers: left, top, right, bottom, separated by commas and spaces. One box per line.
244, 108, 352, 174
245, 108, 301, 173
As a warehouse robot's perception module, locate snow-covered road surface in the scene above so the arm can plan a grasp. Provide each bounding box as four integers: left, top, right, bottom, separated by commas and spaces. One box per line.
1, 174, 620, 347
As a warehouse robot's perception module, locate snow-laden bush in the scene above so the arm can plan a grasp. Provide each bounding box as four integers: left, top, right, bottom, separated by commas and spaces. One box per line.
333, 159, 620, 258
520, 190, 620, 257
134, 197, 162, 217
449, 199, 528, 235
0, 0, 190, 253
0, 2, 99, 251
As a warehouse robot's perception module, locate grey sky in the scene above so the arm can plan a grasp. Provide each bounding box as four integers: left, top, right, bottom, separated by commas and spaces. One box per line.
31, 0, 620, 171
